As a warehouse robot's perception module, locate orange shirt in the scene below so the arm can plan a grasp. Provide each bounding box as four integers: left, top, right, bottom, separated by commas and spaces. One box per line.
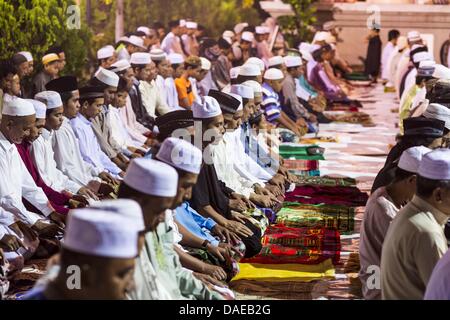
175, 76, 194, 108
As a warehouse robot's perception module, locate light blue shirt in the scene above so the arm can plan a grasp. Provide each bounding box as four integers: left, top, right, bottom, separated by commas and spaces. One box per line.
70, 113, 122, 176
175, 202, 219, 247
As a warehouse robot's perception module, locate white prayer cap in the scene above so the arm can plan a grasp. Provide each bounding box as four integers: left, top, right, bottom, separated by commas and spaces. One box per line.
418, 148, 450, 180
94, 67, 120, 87
90, 199, 145, 232
255, 26, 266, 35
268, 56, 284, 67
413, 51, 432, 64
186, 21, 198, 29
238, 64, 260, 77
228, 93, 243, 111
179, 19, 187, 27
241, 31, 254, 43
284, 56, 302, 68
398, 146, 431, 173
397, 36, 408, 50
168, 53, 184, 65
110, 59, 131, 73
127, 35, 147, 49
64, 209, 138, 259
419, 60, 436, 68
2, 98, 35, 117
313, 31, 329, 43
407, 31, 421, 42
124, 158, 178, 197
299, 42, 311, 52
192, 96, 222, 119
130, 52, 152, 66
137, 26, 151, 37
234, 22, 248, 35
323, 21, 336, 32
264, 68, 284, 81
200, 57, 211, 71
26, 99, 46, 119
310, 44, 322, 53
118, 36, 129, 44
242, 80, 262, 97
149, 48, 167, 62
97, 45, 115, 60
42, 53, 60, 65
223, 30, 235, 39
156, 138, 203, 174
246, 57, 265, 72
34, 91, 63, 110
18, 51, 33, 62
230, 84, 254, 100
230, 67, 240, 79
300, 49, 313, 62
423, 103, 450, 130
432, 64, 450, 80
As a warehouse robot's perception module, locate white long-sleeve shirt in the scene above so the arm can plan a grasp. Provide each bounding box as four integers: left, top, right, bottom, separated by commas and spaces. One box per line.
139, 80, 171, 118
108, 106, 146, 154
119, 96, 148, 145
0, 132, 52, 226
164, 77, 180, 110
31, 128, 82, 194
70, 113, 122, 176
52, 118, 102, 187
381, 42, 395, 80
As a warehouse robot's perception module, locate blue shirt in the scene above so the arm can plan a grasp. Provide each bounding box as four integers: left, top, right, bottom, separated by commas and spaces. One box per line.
175, 202, 220, 247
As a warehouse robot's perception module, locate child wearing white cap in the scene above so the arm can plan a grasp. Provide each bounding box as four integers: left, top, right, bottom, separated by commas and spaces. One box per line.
97, 45, 117, 69
381, 148, 450, 300
360, 145, 431, 300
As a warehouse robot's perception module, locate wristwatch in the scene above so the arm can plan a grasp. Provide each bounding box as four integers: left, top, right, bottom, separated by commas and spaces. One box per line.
202, 239, 211, 248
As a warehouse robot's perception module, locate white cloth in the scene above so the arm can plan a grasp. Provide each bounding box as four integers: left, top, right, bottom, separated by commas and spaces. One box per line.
70, 113, 122, 176
118, 96, 148, 145
108, 106, 145, 153
161, 32, 184, 56
401, 68, 418, 103
410, 86, 427, 112
0, 132, 51, 226
189, 77, 202, 104
52, 118, 102, 187
381, 42, 395, 80
211, 135, 255, 198
164, 77, 180, 110
31, 129, 82, 194
139, 80, 171, 118
155, 75, 168, 110
229, 128, 273, 183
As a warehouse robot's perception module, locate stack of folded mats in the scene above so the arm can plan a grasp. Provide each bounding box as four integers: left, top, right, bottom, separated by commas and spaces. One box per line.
241, 225, 341, 265
279, 144, 325, 177
296, 176, 357, 187
277, 203, 355, 234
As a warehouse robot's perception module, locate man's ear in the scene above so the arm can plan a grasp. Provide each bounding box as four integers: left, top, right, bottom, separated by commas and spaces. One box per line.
6, 118, 15, 131
434, 188, 444, 203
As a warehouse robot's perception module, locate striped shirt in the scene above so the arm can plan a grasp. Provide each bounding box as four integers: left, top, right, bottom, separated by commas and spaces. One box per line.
262, 83, 282, 124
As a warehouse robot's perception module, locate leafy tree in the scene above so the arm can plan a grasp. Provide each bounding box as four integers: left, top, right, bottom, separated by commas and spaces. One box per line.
277, 0, 317, 47
0, 0, 92, 78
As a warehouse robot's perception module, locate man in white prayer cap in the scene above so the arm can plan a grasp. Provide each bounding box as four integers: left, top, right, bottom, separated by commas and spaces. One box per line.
118, 158, 221, 300
24, 207, 140, 300
97, 45, 117, 69
360, 146, 431, 300
32, 91, 96, 203
0, 99, 64, 239
382, 148, 450, 300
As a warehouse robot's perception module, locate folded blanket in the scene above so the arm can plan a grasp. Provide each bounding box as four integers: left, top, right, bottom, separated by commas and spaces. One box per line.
284, 185, 368, 207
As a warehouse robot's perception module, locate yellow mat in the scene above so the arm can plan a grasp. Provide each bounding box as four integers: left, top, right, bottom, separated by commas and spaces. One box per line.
231, 259, 335, 282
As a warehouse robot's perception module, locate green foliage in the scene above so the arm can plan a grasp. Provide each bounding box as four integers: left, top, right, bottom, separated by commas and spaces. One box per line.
277, 0, 317, 47
0, 0, 92, 78
81, 0, 261, 42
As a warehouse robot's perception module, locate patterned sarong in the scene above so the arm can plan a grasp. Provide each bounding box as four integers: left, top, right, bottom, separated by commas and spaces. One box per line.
283, 159, 319, 171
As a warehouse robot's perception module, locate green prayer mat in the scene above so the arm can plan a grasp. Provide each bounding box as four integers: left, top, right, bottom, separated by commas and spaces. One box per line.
280, 144, 325, 161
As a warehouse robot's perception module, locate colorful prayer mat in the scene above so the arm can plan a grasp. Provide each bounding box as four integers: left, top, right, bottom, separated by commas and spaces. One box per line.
231, 259, 335, 282
242, 226, 341, 265
284, 186, 368, 207
295, 176, 357, 187
324, 112, 374, 126
290, 170, 321, 177
283, 159, 319, 171
230, 279, 317, 300
241, 208, 270, 235
277, 205, 355, 234
300, 136, 339, 144
279, 144, 325, 161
